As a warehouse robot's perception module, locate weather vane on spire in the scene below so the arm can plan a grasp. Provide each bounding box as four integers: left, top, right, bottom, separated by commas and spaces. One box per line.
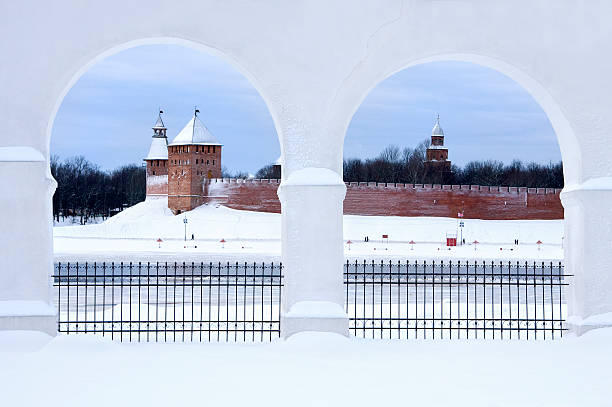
194, 106, 200, 117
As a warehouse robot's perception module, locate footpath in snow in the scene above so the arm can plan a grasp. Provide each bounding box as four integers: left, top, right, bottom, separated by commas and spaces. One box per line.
54, 198, 564, 263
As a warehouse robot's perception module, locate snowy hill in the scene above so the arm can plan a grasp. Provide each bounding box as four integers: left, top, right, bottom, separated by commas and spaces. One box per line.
53, 198, 563, 262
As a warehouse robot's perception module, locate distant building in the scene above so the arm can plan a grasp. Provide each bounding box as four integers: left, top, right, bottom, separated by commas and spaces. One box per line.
144, 109, 223, 214
424, 115, 451, 176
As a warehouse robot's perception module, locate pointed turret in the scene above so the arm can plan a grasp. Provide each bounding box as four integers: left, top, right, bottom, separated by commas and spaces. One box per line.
144, 110, 169, 198
145, 110, 168, 160
425, 115, 451, 180
153, 110, 167, 137
432, 114, 444, 136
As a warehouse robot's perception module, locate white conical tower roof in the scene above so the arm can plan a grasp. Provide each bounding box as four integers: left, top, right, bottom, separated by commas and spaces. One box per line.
432, 115, 444, 136
145, 110, 168, 160
145, 137, 168, 160
169, 113, 222, 146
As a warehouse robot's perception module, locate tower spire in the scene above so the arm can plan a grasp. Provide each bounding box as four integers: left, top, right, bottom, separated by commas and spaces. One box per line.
432, 115, 444, 136
152, 109, 167, 137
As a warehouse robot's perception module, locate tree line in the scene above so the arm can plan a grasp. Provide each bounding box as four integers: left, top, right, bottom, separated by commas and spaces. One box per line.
342, 141, 563, 188
51, 156, 145, 224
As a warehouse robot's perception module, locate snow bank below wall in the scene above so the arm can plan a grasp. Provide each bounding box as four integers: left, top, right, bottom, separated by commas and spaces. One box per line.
54, 198, 563, 244
54, 198, 281, 241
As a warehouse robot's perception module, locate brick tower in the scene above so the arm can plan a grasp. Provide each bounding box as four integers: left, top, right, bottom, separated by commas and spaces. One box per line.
424, 115, 451, 176
168, 109, 222, 214
144, 110, 169, 198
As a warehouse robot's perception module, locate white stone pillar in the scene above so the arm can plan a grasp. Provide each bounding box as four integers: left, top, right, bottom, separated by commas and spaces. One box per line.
0, 147, 57, 335
277, 167, 348, 337
561, 178, 612, 335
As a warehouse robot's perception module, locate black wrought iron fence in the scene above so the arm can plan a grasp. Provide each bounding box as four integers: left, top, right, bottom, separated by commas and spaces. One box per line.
54, 259, 569, 342
53, 261, 283, 342
344, 260, 569, 340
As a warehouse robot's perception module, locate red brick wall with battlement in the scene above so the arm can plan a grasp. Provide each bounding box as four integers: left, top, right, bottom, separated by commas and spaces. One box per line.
203, 178, 564, 220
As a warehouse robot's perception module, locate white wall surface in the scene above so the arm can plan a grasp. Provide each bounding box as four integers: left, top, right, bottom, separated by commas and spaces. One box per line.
1, 0, 611, 334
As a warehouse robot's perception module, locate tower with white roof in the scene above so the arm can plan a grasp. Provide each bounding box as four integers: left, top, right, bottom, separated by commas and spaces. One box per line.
424, 115, 451, 176
167, 108, 223, 213
144, 110, 169, 198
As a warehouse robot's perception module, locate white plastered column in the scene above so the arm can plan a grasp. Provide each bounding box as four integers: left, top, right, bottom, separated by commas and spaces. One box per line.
277, 168, 348, 337
0, 147, 57, 335
561, 179, 612, 335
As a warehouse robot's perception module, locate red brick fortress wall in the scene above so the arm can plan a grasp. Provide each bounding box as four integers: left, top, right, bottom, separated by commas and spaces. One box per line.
344, 183, 563, 220
205, 178, 281, 213
204, 179, 564, 220
145, 159, 168, 197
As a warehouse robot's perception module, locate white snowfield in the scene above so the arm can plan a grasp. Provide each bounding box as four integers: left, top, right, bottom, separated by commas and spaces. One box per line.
53, 198, 564, 263
1, 329, 611, 407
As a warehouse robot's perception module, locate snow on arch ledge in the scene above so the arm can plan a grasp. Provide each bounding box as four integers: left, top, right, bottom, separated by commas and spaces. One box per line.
283, 167, 344, 187
0, 146, 45, 162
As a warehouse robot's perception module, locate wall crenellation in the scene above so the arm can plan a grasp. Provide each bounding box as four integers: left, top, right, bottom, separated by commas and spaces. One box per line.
208, 178, 561, 194
202, 178, 563, 220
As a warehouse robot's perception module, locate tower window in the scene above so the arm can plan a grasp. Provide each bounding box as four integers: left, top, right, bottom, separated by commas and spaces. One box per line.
206, 160, 210, 165
152, 170, 156, 175
212, 160, 215, 165
213, 146, 216, 153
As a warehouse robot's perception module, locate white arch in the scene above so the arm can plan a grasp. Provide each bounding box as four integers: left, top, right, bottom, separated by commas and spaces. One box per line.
335, 53, 581, 186
2, 1, 612, 337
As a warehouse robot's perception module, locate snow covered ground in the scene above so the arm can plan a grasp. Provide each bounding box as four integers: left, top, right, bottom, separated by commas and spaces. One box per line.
53, 198, 564, 262
1, 329, 610, 407
53, 215, 106, 227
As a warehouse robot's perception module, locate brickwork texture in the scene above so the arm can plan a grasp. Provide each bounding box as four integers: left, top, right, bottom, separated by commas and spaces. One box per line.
202, 179, 563, 220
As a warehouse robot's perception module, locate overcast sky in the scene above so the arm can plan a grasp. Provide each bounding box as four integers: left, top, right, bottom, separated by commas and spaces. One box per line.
51, 44, 561, 173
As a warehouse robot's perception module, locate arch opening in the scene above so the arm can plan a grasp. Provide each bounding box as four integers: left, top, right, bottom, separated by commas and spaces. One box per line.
50, 41, 282, 241
338, 57, 575, 339
47, 40, 286, 341
341, 58, 568, 244
338, 53, 580, 187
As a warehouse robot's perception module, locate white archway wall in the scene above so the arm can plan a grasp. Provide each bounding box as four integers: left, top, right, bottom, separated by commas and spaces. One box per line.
1, 1, 611, 178
1, 0, 612, 334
